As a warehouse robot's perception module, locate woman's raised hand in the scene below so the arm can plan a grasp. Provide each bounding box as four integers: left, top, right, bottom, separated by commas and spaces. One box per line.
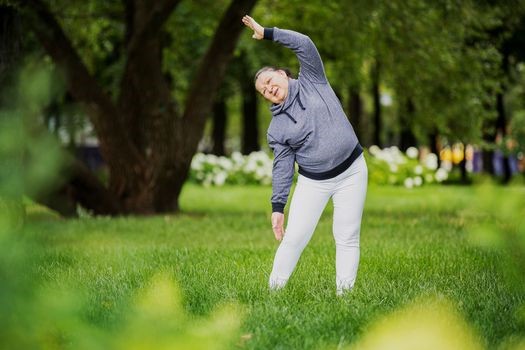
242, 15, 264, 40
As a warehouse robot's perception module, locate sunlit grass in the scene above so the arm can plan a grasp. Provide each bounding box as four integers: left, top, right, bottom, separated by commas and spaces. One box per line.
25, 184, 525, 349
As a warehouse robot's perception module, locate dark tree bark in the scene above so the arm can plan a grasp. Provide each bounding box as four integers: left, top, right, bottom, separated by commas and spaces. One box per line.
372, 59, 382, 147
481, 143, 495, 175
19, 0, 258, 215
399, 98, 417, 151
241, 83, 259, 154
495, 91, 507, 134
0, 5, 25, 222
502, 154, 512, 183
36, 157, 123, 217
481, 89, 497, 175
238, 50, 259, 154
481, 94, 496, 175
348, 86, 362, 143
0, 5, 21, 92
482, 50, 510, 180
428, 131, 441, 169
495, 90, 513, 183
458, 146, 470, 184
211, 96, 227, 156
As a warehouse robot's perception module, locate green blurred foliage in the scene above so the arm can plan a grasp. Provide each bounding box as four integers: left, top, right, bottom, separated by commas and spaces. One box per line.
258, 0, 504, 145
49, 0, 126, 97
113, 273, 243, 350
508, 63, 525, 154
467, 184, 525, 280
1, 252, 243, 349
464, 184, 525, 348
346, 296, 485, 350
19, 0, 525, 153
0, 61, 64, 228
164, 0, 232, 108
0, 62, 243, 348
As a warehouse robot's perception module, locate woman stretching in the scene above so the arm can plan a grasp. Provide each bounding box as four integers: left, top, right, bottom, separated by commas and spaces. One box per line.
242, 15, 368, 295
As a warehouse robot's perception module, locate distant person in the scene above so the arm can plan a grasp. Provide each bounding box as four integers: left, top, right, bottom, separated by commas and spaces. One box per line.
242, 15, 368, 295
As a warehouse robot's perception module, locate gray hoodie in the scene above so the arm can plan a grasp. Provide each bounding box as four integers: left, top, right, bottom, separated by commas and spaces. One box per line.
264, 27, 362, 213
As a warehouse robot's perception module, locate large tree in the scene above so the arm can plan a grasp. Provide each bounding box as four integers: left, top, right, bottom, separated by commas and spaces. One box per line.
16, 0, 257, 215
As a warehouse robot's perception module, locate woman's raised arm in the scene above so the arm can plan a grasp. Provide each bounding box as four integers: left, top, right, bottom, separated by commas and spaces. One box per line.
242, 15, 264, 40
242, 15, 327, 83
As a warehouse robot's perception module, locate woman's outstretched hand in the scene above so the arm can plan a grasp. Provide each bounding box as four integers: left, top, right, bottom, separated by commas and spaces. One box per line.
271, 212, 285, 241
242, 15, 264, 40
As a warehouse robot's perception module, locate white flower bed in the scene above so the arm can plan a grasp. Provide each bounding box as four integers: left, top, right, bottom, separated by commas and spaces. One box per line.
189, 151, 272, 186
189, 146, 449, 188
366, 146, 449, 188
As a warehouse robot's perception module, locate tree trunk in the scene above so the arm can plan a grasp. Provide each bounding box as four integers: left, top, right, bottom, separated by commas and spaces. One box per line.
481, 107, 496, 175
238, 50, 259, 154
0, 5, 21, 93
459, 159, 469, 184
459, 145, 469, 184
241, 85, 259, 154
483, 50, 510, 179
399, 98, 417, 151
502, 155, 512, 183
348, 86, 362, 143
211, 96, 227, 156
36, 157, 123, 217
0, 5, 25, 222
481, 147, 495, 175
496, 91, 512, 183
372, 59, 382, 147
428, 131, 441, 169
21, 0, 259, 215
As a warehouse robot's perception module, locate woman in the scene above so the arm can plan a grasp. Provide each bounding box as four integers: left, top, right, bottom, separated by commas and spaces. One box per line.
242, 15, 368, 295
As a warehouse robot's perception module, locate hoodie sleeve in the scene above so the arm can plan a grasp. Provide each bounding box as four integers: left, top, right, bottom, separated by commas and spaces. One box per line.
268, 133, 295, 213
264, 27, 327, 84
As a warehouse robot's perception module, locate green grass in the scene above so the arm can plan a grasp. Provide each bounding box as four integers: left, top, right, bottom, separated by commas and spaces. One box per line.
25, 184, 525, 349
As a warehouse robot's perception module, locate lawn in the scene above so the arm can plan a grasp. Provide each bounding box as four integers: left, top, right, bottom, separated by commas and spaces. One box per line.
22, 184, 525, 349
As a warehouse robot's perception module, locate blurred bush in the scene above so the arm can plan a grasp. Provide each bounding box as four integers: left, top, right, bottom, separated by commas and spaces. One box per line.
347, 296, 484, 350
0, 62, 64, 226
189, 146, 448, 188
0, 63, 243, 349
365, 145, 447, 188
189, 151, 272, 186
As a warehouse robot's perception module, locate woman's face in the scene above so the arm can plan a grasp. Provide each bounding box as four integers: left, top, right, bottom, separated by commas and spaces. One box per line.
255, 70, 289, 105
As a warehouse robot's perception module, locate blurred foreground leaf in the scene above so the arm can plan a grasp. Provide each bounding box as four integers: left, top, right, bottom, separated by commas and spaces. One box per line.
348, 296, 484, 350
113, 272, 243, 350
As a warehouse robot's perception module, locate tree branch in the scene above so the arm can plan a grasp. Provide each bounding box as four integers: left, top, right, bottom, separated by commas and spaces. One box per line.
181, 0, 258, 158
125, 0, 181, 55
123, 0, 135, 44
20, 0, 145, 176
118, 0, 181, 154
21, 0, 116, 122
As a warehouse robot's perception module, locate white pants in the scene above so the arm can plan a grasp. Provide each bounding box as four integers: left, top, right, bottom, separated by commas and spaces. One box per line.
269, 153, 368, 294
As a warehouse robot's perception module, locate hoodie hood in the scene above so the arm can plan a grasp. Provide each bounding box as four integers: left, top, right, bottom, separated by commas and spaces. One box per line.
269, 78, 305, 123
270, 78, 298, 115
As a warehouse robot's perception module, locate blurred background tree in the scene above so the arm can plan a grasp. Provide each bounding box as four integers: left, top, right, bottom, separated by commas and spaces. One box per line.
1, 0, 525, 216
5, 0, 258, 216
